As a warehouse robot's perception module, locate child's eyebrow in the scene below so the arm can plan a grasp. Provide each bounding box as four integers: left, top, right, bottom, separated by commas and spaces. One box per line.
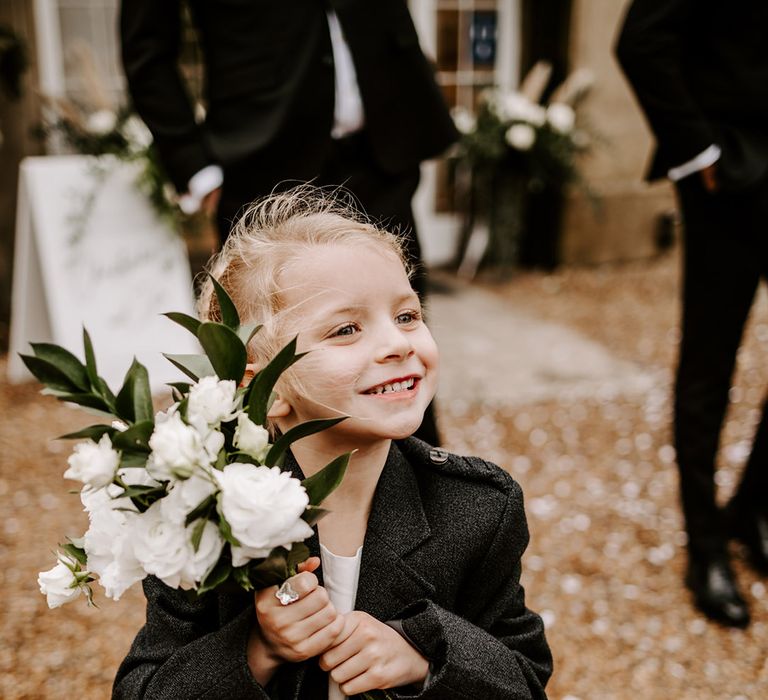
324, 294, 420, 317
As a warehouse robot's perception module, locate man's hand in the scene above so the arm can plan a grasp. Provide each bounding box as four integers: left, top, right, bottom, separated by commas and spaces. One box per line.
319, 611, 429, 695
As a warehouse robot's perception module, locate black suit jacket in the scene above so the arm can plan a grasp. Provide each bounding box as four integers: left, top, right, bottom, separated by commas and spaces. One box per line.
615, 0, 768, 189
120, 0, 458, 192
112, 438, 552, 699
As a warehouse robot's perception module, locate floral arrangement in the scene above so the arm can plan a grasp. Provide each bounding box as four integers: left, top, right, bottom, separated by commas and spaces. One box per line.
28, 277, 350, 608
451, 63, 594, 193
41, 99, 182, 229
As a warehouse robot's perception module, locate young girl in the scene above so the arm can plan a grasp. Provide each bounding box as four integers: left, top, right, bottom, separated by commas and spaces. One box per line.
113, 189, 552, 699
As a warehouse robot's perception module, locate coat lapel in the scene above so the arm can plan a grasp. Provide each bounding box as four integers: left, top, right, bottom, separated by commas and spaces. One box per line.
355, 441, 435, 621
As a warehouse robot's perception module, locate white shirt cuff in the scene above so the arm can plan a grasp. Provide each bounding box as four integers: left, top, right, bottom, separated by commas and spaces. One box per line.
178, 165, 224, 214
667, 144, 721, 182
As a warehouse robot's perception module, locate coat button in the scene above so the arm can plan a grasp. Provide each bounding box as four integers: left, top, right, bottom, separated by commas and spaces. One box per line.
429, 448, 449, 464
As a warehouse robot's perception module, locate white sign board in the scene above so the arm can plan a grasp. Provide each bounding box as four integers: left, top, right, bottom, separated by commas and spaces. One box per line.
8, 155, 201, 394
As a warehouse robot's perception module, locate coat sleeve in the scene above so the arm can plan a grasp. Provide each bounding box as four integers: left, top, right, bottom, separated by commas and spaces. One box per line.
119, 0, 211, 191
615, 0, 715, 168
397, 480, 552, 699
112, 577, 269, 700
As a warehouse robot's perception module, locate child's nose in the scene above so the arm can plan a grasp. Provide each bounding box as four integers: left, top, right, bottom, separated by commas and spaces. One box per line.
376, 323, 413, 361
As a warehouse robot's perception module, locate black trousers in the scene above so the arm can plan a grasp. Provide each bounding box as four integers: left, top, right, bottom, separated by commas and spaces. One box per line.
674, 174, 768, 559
215, 131, 439, 445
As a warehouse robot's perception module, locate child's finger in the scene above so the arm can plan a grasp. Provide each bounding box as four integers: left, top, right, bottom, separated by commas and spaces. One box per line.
329, 652, 368, 687
297, 556, 321, 574
318, 614, 361, 671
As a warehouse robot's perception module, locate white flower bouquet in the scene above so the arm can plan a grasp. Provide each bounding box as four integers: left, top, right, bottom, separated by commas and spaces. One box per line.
26, 277, 350, 608
451, 63, 594, 193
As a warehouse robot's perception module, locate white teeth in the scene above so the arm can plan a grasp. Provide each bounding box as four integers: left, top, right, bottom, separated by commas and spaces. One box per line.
368, 378, 416, 394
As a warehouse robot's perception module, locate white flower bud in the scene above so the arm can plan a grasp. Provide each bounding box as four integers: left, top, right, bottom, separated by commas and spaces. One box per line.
233, 413, 270, 463
547, 102, 576, 134
506, 123, 537, 151
187, 376, 238, 428
37, 555, 84, 609
64, 435, 120, 489
86, 109, 117, 135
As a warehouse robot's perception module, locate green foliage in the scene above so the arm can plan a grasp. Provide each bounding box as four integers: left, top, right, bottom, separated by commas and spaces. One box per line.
302, 452, 351, 507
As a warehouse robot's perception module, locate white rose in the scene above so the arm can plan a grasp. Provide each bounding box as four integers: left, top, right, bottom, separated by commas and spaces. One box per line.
182, 520, 225, 587
64, 435, 120, 489
451, 106, 476, 135
37, 555, 84, 609
132, 501, 223, 590
160, 474, 218, 525
233, 413, 271, 463
84, 507, 145, 600
506, 123, 537, 151
132, 502, 192, 589
86, 109, 117, 135
217, 463, 313, 567
547, 102, 576, 134
187, 377, 238, 428
148, 412, 212, 480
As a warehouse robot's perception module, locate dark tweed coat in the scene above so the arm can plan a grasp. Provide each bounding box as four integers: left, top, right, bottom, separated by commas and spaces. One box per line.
113, 438, 552, 699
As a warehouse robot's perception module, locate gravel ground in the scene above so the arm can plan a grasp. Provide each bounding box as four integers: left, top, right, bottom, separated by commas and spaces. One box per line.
2, 248, 767, 699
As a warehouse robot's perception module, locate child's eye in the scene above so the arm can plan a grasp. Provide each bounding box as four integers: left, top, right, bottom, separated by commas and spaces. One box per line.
396, 310, 421, 325
329, 322, 360, 338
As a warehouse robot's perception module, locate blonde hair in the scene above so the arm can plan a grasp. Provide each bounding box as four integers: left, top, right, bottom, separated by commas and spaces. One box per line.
196, 186, 411, 373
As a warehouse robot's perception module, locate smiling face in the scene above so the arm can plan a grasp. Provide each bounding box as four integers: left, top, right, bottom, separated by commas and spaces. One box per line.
272, 242, 439, 449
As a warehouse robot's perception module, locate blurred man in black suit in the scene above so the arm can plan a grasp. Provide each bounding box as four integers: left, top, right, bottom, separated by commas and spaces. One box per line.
120, 1, 457, 445
617, 0, 768, 627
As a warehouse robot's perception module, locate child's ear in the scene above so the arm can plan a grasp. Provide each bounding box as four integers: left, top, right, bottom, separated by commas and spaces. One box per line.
267, 395, 291, 419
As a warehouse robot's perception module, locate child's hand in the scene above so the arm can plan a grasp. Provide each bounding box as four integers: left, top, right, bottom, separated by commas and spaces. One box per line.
254, 557, 344, 664
319, 611, 430, 694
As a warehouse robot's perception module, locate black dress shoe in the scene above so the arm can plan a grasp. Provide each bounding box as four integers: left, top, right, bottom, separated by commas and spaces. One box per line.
685, 555, 750, 628
724, 504, 768, 574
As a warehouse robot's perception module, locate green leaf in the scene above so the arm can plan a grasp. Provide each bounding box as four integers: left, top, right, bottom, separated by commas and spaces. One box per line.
197, 556, 232, 595
265, 417, 346, 467
184, 494, 217, 528
119, 452, 148, 469
209, 274, 240, 329
49, 392, 113, 413
94, 377, 117, 412
29, 343, 89, 391
60, 542, 87, 567
58, 424, 116, 441
163, 311, 201, 337
246, 336, 306, 426
112, 420, 154, 452
248, 548, 289, 588
167, 382, 192, 402
115, 358, 153, 423
237, 322, 262, 347
286, 542, 310, 577
197, 322, 247, 383
121, 484, 166, 512
83, 328, 99, 389
232, 565, 255, 592
216, 497, 242, 547
301, 452, 351, 506
164, 353, 215, 382
190, 517, 207, 553
18, 355, 79, 393
301, 505, 330, 527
